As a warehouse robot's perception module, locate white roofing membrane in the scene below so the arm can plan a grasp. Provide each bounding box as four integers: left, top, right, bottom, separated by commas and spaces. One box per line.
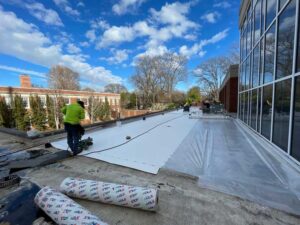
52, 110, 198, 174
52, 110, 300, 215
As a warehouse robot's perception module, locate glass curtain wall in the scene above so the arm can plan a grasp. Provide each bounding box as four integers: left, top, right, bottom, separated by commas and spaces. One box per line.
239, 0, 300, 163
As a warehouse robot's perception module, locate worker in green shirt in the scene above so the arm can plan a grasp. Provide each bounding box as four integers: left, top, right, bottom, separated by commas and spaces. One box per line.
61, 100, 85, 155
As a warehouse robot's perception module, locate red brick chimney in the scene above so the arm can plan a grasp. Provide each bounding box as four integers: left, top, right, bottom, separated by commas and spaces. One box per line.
20, 75, 31, 88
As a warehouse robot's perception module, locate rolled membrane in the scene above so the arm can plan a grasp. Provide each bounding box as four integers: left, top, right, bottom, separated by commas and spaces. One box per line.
34, 186, 109, 225
60, 177, 158, 211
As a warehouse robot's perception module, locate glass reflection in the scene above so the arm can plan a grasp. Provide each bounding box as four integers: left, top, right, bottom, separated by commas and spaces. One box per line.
245, 92, 249, 124
261, 84, 273, 139
264, 24, 275, 83
251, 90, 258, 130
276, 0, 296, 79
260, 37, 264, 85
253, 45, 260, 87
247, 18, 252, 54
279, 0, 288, 10
291, 76, 300, 161
254, 0, 261, 44
273, 79, 291, 151
261, 0, 266, 33
257, 88, 262, 132
266, 0, 277, 28
246, 55, 251, 90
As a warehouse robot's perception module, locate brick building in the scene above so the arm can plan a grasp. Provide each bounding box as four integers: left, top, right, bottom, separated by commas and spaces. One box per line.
219, 64, 239, 113
0, 75, 121, 120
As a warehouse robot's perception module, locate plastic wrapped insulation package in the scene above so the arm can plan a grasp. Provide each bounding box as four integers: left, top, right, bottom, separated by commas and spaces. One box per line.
60, 177, 159, 211
34, 186, 109, 225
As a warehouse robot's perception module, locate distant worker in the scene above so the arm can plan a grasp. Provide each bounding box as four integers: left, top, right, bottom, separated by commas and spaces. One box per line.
61, 100, 85, 155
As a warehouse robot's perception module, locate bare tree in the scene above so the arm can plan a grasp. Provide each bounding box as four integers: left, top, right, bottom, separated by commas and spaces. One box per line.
131, 56, 162, 108
48, 65, 80, 90
82, 87, 95, 92
194, 45, 240, 101
157, 53, 188, 101
131, 53, 188, 108
87, 95, 102, 124
104, 83, 127, 94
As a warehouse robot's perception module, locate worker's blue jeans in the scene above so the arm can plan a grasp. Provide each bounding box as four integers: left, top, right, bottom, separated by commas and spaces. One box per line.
64, 123, 80, 155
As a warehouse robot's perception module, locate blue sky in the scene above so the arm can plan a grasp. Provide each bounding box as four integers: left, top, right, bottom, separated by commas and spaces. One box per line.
0, 0, 240, 91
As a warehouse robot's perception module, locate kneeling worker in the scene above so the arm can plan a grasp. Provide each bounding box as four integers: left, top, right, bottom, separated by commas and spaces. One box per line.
61, 100, 85, 155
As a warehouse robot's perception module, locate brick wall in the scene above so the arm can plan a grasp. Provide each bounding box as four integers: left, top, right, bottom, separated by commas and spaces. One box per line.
219, 77, 238, 113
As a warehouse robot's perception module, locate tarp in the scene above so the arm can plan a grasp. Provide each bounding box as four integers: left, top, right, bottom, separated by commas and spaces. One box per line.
164, 118, 300, 216
52, 111, 198, 174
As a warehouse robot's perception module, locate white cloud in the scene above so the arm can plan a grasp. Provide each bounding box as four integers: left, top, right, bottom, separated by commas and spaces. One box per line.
0, 7, 122, 85
184, 34, 197, 41
98, 25, 136, 48
77, 1, 85, 7
150, 1, 193, 25
98, 1, 198, 48
25, 2, 63, 26
67, 43, 81, 54
137, 45, 169, 58
179, 28, 229, 58
112, 0, 146, 15
85, 29, 96, 42
0, 65, 46, 78
198, 50, 206, 57
100, 49, 129, 64
201, 12, 220, 23
213, 1, 231, 8
53, 0, 80, 16
91, 18, 110, 30
79, 41, 90, 47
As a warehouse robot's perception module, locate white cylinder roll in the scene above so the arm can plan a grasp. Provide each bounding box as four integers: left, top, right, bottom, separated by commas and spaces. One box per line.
60, 177, 159, 211
34, 186, 109, 225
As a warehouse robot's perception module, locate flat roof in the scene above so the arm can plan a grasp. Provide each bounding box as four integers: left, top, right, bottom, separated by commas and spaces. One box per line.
0, 86, 120, 97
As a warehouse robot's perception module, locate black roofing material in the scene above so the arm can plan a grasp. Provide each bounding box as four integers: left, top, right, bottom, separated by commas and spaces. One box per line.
2, 150, 70, 173
0, 182, 51, 225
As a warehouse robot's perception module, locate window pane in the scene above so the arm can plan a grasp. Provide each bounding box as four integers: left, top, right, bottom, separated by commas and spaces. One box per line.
279, 0, 288, 10
245, 92, 249, 124
241, 93, 245, 121
273, 79, 291, 151
261, 0, 266, 32
296, 7, 300, 72
246, 55, 251, 90
253, 45, 260, 87
251, 89, 258, 130
254, 0, 261, 44
260, 37, 264, 85
264, 24, 275, 83
257, 88, 262, 132
291, 76, 300, 161
261, 84, 273, 139
247, 19, 252, 54
266, 0, 277, 28
276, 0, 296, 79
244, 34, 247, 59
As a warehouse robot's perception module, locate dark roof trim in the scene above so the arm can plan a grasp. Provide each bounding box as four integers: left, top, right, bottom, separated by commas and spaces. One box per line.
239, 0, 251, 28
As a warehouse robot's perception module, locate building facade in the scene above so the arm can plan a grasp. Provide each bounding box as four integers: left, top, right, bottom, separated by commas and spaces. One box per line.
219, 64, 239, 113
239, 0, 300, 163
0, 75, 121, 120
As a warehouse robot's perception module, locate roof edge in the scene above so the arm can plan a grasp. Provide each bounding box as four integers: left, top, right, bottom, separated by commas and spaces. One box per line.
239, 0, 250, 29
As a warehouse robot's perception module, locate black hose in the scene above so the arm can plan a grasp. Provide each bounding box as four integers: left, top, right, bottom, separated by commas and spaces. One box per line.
82, 114, 184, 156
